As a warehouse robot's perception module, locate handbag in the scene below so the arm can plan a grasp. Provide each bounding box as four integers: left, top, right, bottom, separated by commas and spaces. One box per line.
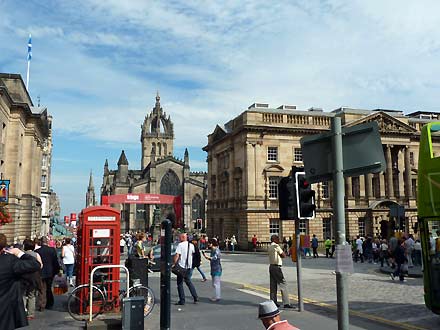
172, 242, 190, 278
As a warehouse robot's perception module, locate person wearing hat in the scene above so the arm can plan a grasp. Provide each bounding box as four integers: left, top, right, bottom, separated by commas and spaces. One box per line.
268, 235, 294, 308
258, 301, 300, 329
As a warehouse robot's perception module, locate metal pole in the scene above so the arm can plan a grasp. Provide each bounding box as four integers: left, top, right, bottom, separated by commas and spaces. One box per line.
295, 219, 304, 311
331, 116, 349, 330
160, 219, 172, 330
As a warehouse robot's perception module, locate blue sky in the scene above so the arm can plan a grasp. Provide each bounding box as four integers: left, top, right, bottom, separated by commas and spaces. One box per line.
1, 0, 440, 217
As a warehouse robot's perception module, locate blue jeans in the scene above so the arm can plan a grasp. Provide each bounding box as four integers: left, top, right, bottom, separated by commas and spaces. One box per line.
65, 263, 74, 278
188, 267, 206, 280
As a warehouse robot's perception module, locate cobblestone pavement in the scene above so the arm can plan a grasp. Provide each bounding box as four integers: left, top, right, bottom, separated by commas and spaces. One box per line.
217, 252, 440, 329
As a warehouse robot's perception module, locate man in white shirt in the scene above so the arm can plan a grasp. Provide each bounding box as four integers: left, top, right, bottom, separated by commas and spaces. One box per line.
355, 236, 364, 263
173, 233, 198, 305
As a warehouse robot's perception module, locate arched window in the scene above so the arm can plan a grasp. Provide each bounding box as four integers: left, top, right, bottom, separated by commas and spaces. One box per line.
151, 142, 156, 155
160, 170, 181, 196
164, 143, 167, 156
158, 142, 162, 156
191, 194, 204, 220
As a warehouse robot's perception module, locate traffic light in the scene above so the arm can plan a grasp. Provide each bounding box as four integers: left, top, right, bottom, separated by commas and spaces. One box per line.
295, 172, 316, 219
278, 176, 296, 220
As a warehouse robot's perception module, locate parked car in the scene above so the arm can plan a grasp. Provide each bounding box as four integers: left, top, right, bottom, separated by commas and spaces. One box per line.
150, 243, 178, 272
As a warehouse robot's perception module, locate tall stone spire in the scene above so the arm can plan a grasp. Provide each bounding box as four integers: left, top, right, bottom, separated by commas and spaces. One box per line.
104, 158, 109, 175
86, 170, 96, 207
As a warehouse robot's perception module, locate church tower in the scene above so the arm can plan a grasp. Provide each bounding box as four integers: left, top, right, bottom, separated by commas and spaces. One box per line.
86, 170, 96, 207
141, 92, 174, 169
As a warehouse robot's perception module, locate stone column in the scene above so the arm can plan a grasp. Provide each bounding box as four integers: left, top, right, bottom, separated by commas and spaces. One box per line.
365, 173, 373, 199
246, 143, 255, 198
398, 147, 405, 198
386, 145, 394, 198
379, 172, 385, 199
346, 177, 353, 198
404, 146, 412, 198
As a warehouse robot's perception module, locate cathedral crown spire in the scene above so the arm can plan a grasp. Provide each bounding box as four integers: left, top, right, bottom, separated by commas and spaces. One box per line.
155, 91, 160, 108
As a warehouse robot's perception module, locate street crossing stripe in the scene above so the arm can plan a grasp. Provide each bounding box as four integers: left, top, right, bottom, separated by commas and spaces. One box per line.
233, 282, 428, 330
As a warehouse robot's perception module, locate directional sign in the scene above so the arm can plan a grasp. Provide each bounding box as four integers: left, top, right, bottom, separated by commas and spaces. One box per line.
300, 121, 386, 183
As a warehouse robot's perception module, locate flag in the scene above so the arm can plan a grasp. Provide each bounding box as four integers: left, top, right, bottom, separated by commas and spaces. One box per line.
27, 34, 32, 61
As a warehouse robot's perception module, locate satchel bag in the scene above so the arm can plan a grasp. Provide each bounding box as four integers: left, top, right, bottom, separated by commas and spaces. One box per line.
172, 242, 190, 278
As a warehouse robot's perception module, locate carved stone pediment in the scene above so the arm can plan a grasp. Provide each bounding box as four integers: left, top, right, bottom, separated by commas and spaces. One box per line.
263, 164, 285, 173
345, 112, 417, 134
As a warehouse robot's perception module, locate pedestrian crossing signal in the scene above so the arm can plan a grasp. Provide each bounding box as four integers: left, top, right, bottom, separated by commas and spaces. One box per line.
278, 176, 296, 220
295, 173, 316, 219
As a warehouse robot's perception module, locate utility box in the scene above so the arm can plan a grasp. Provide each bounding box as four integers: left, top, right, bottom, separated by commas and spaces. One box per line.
122, 296, 144, 330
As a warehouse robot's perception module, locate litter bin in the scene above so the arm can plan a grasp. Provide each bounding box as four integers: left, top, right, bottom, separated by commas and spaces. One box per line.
122, 296, 144, 330
125, 256, 148, 287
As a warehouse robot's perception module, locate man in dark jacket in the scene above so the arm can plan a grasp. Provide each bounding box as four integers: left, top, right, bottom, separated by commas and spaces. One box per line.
390, 239, 406, 282
0, 233, 41, 330
36, 237, 60, 310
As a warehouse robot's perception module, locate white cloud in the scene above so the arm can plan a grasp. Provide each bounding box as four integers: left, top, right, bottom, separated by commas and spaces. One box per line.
4, 0, 440, 215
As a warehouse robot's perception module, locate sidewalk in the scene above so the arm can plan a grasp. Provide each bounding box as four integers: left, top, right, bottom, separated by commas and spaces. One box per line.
25, 275, 405, 330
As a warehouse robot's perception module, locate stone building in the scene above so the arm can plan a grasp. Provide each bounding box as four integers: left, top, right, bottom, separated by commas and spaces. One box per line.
203, 103, 440, 249
40, 111, 53, 236
101, 93, 207, 232
0, 73, 51, 242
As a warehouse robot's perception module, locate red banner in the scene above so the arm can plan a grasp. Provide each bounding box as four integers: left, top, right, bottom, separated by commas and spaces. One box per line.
64, 216, 70, 224
70, 213, 77, 221
101, 193, 183, 228
102, 193, 177, 205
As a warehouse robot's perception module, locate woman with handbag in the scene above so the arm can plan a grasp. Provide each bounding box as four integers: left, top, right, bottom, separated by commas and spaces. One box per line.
202, 238, 222, 302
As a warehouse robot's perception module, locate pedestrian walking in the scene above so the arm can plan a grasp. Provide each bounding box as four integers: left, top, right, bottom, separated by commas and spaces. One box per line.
311, 234, 319, 258
390, 239, 407, 282
22, 239, 43, 320
324, 237, 331, 258
0, 234, 41, 330
36, 237, 60, 310
173, 233, 198, 305
202, 238, 222, 301
379, 239, 389, 267
354, 236, 364, 263
230, 235, 237, 252
268, 235, 294, 309
189, 237, 207, 282
62, 238, 75, 287
252, 234, 258, 252
120, 235, 126, 255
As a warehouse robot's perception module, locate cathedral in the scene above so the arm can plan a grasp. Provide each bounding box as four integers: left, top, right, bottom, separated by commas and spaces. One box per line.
100, 93, 207, 232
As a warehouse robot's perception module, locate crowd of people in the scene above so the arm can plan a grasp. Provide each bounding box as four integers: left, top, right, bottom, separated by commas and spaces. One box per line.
0, 233, 76, 330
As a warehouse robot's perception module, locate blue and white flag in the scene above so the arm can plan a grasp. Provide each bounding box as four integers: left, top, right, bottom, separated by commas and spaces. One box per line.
27, 34, 32, 61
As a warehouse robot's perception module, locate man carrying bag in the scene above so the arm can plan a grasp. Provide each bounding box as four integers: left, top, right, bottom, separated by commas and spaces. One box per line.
172, 233, 198, 305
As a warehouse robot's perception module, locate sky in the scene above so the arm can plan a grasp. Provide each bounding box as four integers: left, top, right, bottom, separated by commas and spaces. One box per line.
1, 0, 440, 217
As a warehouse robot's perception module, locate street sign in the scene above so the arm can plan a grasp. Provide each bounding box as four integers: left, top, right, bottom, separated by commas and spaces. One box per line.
300, 121, 386, 183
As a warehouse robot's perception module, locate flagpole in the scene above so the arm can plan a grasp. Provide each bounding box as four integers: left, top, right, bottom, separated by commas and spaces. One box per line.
26, 59, 30, 90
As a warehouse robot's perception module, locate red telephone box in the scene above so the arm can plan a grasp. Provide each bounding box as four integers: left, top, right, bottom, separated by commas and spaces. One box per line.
76, 206, 121, 309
